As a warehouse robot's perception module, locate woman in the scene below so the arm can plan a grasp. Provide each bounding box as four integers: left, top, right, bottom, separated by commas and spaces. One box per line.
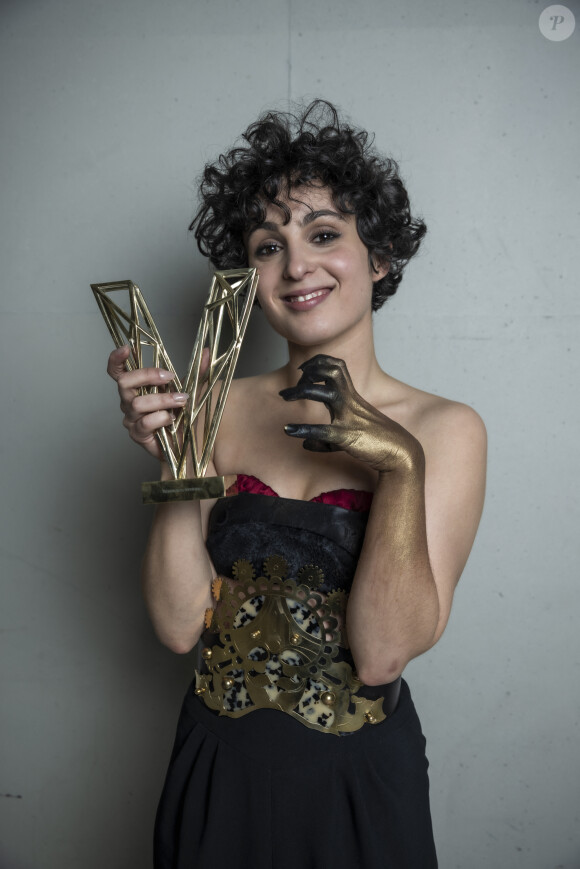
107, 101, 486, 868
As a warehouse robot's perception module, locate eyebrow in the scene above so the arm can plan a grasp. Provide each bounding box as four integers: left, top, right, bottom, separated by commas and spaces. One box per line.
247, 209, 346, 238
302, 209, 346, 226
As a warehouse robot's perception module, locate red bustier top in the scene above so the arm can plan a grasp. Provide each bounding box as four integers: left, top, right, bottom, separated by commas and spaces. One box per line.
227, 473, 373, 513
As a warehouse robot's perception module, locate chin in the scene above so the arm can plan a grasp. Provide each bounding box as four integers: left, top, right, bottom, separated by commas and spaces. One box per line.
275, 321, 337, 347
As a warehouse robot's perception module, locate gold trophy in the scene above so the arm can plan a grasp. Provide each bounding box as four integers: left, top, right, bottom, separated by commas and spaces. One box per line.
92, 269, 259, 503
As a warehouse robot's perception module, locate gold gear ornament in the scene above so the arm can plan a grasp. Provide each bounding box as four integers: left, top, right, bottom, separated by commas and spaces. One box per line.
196, 556, 386, 734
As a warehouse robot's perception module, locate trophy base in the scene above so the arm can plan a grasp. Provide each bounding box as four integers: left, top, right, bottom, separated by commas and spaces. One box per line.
142, 476, 228, 504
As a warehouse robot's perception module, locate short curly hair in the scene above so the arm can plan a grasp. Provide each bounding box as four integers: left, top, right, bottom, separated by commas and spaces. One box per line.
190, 100, 426, 310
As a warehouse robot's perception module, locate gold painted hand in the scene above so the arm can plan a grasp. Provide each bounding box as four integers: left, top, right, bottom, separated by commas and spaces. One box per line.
279, 354, 423, 474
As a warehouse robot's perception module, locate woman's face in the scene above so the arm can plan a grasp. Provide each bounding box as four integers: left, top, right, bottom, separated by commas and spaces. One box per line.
245, 185, 386, 347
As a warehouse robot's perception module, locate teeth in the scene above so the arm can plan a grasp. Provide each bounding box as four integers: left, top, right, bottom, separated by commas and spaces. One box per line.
290, 289, 326, 303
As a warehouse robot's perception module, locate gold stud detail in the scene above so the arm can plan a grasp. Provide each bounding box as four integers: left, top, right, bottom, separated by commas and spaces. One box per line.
268, 637, 282, 653
290, 633, 301, 646
195, 687, 206, 695
364, 711, 377, 724
321, 691, 336, 706
222, 676, 235, 691
201, 648, 213, 661
250, 629, 261, 639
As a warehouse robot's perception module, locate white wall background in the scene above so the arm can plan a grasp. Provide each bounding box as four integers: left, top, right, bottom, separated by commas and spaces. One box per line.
1, 0, 578, 867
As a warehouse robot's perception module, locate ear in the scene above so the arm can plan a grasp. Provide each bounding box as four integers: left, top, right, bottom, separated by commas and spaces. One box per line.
370, 255, 390, 283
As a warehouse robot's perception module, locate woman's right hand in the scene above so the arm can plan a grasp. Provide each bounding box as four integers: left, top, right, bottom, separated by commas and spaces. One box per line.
106, 345, 189, 461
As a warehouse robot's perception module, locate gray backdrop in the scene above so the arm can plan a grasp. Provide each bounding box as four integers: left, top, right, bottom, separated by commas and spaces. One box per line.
1, 0, 578, 867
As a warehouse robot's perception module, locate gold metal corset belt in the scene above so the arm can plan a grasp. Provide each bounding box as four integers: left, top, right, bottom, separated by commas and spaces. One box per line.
195, 555, 386, 735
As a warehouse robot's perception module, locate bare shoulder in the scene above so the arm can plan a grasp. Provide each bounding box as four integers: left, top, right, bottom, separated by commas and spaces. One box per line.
385, 381, 487, 599
379, 376, 486, 462
400, 384, 487, 539
417, 393, 486, 459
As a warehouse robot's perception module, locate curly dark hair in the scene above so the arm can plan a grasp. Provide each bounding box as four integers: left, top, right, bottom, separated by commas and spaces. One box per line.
190, 100, 426, 310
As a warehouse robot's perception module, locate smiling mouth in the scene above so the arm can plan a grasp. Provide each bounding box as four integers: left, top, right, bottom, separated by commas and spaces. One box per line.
284, 288, 330, 303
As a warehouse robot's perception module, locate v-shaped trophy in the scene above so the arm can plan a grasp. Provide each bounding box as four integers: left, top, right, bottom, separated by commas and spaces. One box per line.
92, 269, 259, 504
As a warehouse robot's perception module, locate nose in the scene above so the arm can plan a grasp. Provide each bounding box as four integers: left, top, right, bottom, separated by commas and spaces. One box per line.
282, 242, 314, 281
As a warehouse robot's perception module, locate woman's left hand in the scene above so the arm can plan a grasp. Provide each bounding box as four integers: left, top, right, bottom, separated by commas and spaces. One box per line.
279, 354, 423, 473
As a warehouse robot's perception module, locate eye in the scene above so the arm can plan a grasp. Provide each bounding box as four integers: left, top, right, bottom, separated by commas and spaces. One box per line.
254, 241, 281, 258
312, 230, 340, 244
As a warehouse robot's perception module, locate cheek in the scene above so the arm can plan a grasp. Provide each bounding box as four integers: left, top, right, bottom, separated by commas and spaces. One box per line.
338, 252, 375, 297
253, 261, 287, 310
334, 245, 371, 278
252, 268, 269, 302
254, 283, 283, 328
254, 280, 273, 310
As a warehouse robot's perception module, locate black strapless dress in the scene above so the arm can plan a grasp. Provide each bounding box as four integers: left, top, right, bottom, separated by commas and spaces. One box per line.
154, 482, 438, 869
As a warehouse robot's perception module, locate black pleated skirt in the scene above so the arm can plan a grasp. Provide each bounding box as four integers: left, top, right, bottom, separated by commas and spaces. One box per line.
154, 678, 437, 869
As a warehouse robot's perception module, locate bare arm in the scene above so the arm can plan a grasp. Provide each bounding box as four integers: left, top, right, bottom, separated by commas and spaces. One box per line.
348, 403, 486, 683
281, 354, 487, 685
107, 345, 214, 653
141, 485, 214, 653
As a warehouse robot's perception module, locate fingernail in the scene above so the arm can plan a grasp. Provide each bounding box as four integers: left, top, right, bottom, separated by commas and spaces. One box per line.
159, 370, 175, 380
173, 393, 188, 403
284, 425, 299, 434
